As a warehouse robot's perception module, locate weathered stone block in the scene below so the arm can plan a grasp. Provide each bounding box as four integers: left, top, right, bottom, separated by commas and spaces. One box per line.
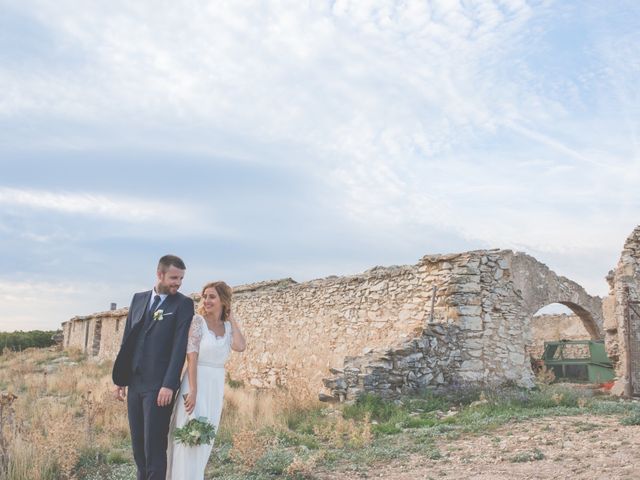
458, 370, 484, 382
460, 359, 483, 370
460, 316, 483, 330
497, 258, 510, 269
508, 352, 525, 364
459, 305, 482, 316
602, 295, 617, 331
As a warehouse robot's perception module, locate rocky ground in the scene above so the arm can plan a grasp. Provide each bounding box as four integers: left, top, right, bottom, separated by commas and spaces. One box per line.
318, 414, 640, 480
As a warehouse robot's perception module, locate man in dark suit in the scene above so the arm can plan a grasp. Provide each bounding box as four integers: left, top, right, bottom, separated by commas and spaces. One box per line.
112, 254, 195, 480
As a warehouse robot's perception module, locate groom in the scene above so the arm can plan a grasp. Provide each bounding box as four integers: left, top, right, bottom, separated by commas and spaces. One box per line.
112, 254, 195, 480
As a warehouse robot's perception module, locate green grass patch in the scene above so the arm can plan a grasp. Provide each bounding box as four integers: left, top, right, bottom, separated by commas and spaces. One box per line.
273, 428, 319, 449
283, 405, 326, 435
509, 448, 545, 463
73, 446, 109, 478
252, 448, 294, 475
620, 409, 640, 425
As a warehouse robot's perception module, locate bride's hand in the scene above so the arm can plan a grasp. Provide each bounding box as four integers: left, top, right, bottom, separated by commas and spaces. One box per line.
184, 391, 197, 414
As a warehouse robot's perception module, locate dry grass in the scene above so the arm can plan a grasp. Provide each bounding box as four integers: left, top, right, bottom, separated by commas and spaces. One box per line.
222, 387, 285, 434
2, 347, 627, 479
0, 347, 327, 479
1, 347, 378, 479
0, 347, 127, 480
228, 430, 272, 470
219, 384, 323, 470
313, 412, 373, 448
284, 450, 326, 478
220, 384, 317, 437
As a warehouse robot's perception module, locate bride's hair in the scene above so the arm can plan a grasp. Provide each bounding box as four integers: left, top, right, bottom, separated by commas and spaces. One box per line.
197, 281, 233, 321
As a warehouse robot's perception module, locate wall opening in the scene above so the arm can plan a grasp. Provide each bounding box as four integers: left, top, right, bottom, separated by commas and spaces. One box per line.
528, 303, 593, 363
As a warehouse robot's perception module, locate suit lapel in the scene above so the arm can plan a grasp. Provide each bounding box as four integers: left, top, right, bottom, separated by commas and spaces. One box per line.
144, 293, 179, 335
131, 290, 152, 330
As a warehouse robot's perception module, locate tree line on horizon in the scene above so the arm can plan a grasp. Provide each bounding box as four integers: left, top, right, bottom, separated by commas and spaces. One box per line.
0, 330, 60, 352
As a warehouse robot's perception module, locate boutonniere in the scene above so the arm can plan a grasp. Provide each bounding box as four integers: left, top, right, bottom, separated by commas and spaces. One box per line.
153, 309, 164, 321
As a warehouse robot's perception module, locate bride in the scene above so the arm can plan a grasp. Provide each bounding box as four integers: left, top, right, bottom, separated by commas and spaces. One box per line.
167, 281, 246, 479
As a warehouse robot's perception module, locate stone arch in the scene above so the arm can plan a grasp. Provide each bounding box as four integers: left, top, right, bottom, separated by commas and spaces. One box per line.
555, 302, 600, 339
507, 251, 604, 339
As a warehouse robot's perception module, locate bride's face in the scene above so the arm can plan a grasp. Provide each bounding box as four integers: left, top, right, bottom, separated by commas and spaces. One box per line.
202, 287, 222, 319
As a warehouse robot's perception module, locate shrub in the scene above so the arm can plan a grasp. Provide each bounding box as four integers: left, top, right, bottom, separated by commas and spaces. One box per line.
0, 331, 59, 353
253, 448, 294, 475
510, 448, 545, 463
620, 410, 640, 426
343, 394, 401, 422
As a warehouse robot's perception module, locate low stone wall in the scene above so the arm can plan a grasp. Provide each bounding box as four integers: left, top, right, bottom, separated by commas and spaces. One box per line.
64, 261, 450, 395
234, 249, 540, 399
322, 322, 463, 401
228, 262, 450, 392
63, 309, 128, 358
62, 247, 608, 400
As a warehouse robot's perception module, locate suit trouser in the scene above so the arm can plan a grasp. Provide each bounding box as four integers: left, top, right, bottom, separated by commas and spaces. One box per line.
127, 388, 174, 480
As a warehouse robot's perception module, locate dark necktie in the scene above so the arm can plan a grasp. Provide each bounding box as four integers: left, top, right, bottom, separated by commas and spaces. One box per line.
146, 294, 161, 326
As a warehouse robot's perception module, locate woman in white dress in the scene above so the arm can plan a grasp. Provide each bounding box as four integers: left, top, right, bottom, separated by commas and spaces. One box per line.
167, 281, 246, 479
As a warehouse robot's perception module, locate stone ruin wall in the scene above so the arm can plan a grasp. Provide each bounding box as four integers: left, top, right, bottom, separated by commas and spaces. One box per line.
64, 250, 536, 399
64, 247, 611, 401
322, 322, 464, 401
63, 309, 128, 359
65, 226, 640, 400
605, 226, 640, 396
467, 251, 532, 385
509, 252, 604, 339
227, 264, 439, 393
318, 249, 539, 400
64, 260, 454, 396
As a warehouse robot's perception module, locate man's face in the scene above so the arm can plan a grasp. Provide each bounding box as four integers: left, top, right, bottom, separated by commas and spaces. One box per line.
156, 265, 185, 295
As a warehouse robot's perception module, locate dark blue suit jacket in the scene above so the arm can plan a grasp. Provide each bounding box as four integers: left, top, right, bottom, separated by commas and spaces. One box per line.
112, 290, 194, 392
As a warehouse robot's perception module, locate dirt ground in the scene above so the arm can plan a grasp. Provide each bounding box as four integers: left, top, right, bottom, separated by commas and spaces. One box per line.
319, 414, 640, 480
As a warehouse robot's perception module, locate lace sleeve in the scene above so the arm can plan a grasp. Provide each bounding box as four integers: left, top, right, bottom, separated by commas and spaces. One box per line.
186, 315, 204, 354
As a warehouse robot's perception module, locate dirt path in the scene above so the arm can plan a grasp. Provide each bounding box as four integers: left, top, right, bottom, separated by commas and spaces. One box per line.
318, 415, 640, 479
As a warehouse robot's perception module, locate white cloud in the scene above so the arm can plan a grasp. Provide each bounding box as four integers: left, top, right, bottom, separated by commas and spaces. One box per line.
0, 279, 116, 331
0, 1, 533, 145
0, 187, 240, 241
0, 187, 182, 222
0, 0, 638, 304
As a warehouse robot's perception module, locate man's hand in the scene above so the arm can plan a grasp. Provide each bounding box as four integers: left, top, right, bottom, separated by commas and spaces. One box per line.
157, 387, 174, 407
114, 386, 126, 402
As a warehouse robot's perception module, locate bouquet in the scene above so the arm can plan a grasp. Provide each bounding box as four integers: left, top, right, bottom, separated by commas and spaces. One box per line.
173, 417, 216, 446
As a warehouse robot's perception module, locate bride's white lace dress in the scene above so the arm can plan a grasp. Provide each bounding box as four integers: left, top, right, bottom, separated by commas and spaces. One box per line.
167, 314, 231, 479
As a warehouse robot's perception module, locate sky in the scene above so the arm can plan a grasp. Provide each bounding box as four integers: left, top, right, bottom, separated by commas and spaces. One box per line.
0, 0, 638, 332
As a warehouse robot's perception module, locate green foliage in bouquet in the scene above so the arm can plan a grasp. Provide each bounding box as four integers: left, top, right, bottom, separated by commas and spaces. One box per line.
173, 417, 216, 446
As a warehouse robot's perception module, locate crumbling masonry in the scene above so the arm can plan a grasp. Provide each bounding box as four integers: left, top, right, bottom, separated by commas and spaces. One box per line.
603, 226, 640, 396
65, 224, 635, 402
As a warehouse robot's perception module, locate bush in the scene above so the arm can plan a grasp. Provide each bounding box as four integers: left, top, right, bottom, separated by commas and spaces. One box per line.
225, 372, 244, 389
253, 448, 294, 475
0, 331, 59, 353
510, 448, 545, 463
73, 446, 108, 475
106, 450, 129, 464
343, 394, 402, 422
620, 410, 640, 426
